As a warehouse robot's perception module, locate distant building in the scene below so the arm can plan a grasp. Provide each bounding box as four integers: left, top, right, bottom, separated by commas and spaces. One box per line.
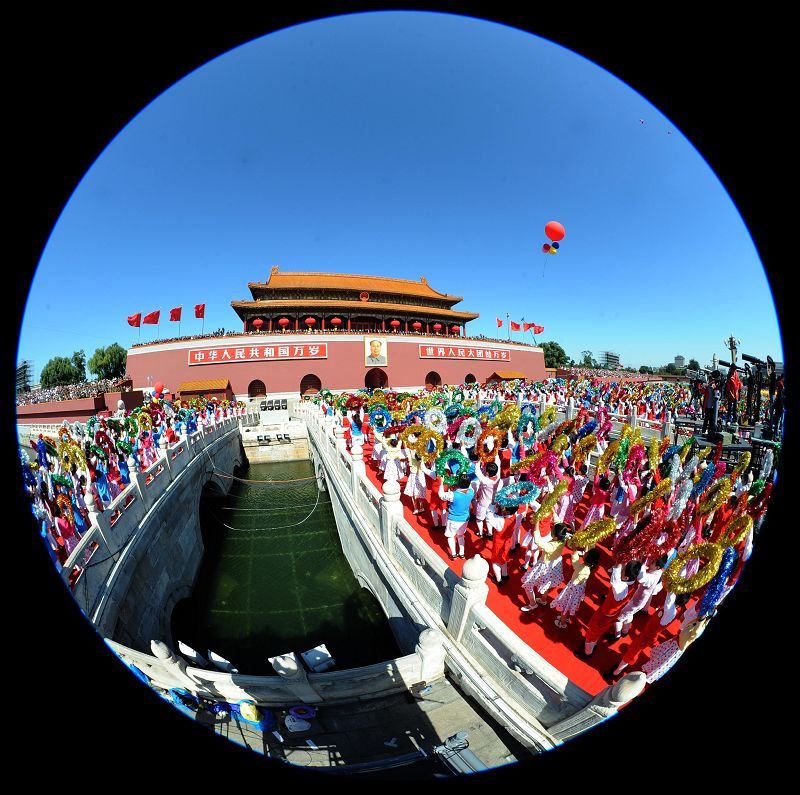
674, 355, 686, 369
599, 351, 620, 368
16, 360, 34, 393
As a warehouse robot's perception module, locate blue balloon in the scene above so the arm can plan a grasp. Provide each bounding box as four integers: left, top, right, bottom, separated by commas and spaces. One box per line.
551, 241, 560, 249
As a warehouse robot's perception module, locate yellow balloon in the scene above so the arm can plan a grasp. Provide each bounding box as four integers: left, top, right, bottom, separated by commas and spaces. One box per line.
549, 246, 558, 254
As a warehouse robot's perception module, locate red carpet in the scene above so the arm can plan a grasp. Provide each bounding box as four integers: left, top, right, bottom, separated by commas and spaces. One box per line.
353, 436, 681, 697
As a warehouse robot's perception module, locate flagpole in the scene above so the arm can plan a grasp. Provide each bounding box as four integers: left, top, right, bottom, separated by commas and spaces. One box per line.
506, 312, 510, 342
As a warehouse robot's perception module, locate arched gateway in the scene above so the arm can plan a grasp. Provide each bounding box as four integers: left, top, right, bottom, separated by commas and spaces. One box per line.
248, 379, 266, 397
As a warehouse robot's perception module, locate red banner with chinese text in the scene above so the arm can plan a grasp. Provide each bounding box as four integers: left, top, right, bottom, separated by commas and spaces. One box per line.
188, 343, 328, 365
418, 344, 511, 361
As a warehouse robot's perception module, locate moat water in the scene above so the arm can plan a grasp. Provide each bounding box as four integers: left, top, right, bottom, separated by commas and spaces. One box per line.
171, 459, 400, 675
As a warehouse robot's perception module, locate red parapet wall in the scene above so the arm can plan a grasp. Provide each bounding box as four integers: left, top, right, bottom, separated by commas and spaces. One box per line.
126, 335, 547, 395
16, 391, 144, 424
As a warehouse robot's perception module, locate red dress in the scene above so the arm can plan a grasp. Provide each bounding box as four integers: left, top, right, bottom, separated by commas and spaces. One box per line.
428, 477, 446, 511
584, 584, 637, 644
499, 448, 512, 479
489, 515, 516, 566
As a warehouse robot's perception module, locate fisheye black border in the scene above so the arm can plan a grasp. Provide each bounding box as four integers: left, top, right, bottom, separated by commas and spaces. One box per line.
13, 2, 791, 787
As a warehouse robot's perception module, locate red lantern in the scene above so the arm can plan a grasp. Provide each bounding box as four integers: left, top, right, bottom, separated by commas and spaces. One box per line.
278, 317, 290, 327
412, 321, 422, 330
304, 317, 316, 326
433, 323, 442, 331
330, 317, 342, 326
544, 220, 566, 242
390, 319, 401, 328
252, 318, 264, 330
451, 325, 460, 333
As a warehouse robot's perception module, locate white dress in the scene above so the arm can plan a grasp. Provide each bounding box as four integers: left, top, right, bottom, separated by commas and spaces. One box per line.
403, 460, 427, 498
551, 575, 587, 616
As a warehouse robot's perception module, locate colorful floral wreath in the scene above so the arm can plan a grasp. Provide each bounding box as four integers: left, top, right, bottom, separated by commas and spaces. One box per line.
369, 408, 392, 431
628, 476, 672, 516
435, 448, 471, 487
698, 546, 738, 618
596, 439, 620, 475
571, 517, 616, 550
697, 477, 732, 516
399, 425, 422, 449
476, 427, 504, 463
494, 480, 540, 508
415, 428, 444, 461
731, 450, 751, 481
573, 434, 598, 463
56, 493, 75, 525
425, 407, 448, 434
517, 411, 537, 436
475, 405, 496, 423
456, 417, 482, 448
663, 542, 724, 595
532, 478, 569, 522
717, 513, 753, 547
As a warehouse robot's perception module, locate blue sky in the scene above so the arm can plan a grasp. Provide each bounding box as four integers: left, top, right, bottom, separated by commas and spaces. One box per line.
19, 10, 782, 379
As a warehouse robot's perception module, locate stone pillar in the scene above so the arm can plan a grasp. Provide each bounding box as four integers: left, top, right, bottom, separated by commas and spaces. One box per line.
663, 410, 672, 440
350, 440, 366, 496
380, 478, 402, 553
267, 652, 323, 703
84, 487, 112, 551
446, 555, 489, 642
131, 470, 153, 511
566, 396, 575, 420
150, 640, 204, 691
333, 424, 347, 453
548, 672, 646, 742
539, 394, 547, 417
414, 628, 447, 683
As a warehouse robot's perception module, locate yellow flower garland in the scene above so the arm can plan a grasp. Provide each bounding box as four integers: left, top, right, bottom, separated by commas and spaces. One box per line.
628, 477, 672, 516
533, 478, 569, 522
717, 514, 753, 547
698, 477, 732, 515
596, 439, 620, 475
571, 517, 616, 549
663, 542, 724, 595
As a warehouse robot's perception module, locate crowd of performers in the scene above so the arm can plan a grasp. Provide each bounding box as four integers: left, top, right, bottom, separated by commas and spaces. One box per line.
313, 376, 776, 685
20, 395, 246, 578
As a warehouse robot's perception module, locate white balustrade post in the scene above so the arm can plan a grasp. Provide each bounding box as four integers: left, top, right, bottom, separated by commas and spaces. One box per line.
539, 394, 546, 418
629, 405, 638, 428
380, 478, 402, 553
267, 652, 323, 703
158, 433, 172, 477
414, 627, 447, 683
350, 440, 366, 497
84, 487, 112, 551
446, 554, 490, 642
663, 410, 672, 440
131, 469, 153, 511
333, 425, 347, 453
150, 640, 207, 692
548, 672, 647, 742
566, 396, 575, 420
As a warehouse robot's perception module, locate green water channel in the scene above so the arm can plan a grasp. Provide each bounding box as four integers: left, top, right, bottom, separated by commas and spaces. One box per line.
171, 459, 400, 675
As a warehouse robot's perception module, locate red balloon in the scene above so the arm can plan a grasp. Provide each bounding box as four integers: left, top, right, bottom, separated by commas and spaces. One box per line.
544, 221, 565, 242
541, 243, 551, 253
154, 381, 164, 394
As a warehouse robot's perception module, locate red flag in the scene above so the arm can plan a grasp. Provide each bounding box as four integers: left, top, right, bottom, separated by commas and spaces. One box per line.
169, 306, 182, 322
496, 317, 503, 328
523, 321, 535, 332
510, 321, 521, 332
143, 310, 161, 325
127, 313, 141, 328
534, 324, 545, 334
194, 303, 205, 319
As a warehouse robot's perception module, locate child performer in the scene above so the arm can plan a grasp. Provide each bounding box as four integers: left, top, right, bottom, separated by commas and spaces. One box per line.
579, 560, 642, 657
474, 461, 501, 537
427, 463, 448, 528
438, 473, 475, 560
403, 450, 428, 514
520, 522, 570, 611
581, 474, 612, 528
551, 546, 601, 628
486, 502, 517, 583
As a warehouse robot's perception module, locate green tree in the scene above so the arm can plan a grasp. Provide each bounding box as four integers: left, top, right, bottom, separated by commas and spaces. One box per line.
688, 358, 700, 371
639, 365, 653, 374
663, 362, 678, 374
540, 341, 569, 369
88, 343, 127, 380
40, 350, 86, 388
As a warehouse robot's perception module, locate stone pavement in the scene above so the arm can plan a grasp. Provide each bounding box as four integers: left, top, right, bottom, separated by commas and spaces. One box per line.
174, 674, 530, 776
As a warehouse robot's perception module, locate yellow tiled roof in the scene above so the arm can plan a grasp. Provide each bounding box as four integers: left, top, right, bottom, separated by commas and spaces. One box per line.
178, 379, 231, 392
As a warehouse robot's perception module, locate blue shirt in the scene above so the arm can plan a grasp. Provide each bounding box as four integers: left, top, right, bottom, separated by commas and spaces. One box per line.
448, 487, 475, 522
